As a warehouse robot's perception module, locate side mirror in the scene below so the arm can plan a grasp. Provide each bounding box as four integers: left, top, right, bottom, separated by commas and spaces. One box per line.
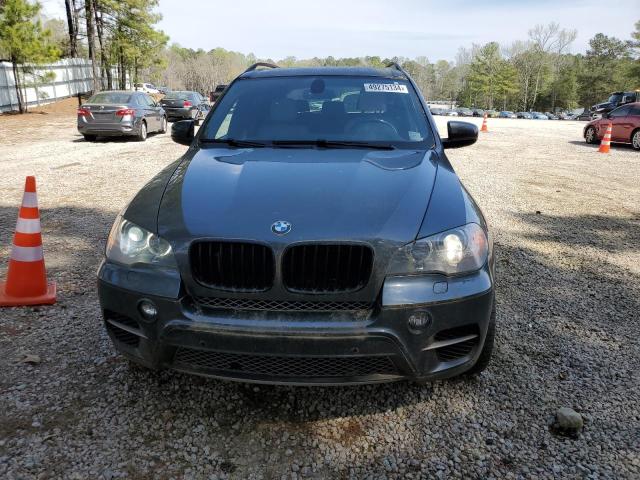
171, 119, 195, 146
442, 121, 478, 149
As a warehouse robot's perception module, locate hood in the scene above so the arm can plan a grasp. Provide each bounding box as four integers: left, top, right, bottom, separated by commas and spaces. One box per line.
592, 102, 613, 112
157, 147, 438, 245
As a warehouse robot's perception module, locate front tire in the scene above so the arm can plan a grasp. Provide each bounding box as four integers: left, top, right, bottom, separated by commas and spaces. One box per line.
585, 126, 599, 144
632, 129, 640, 151
465, 301, 496, 375
136, 120, 147, 142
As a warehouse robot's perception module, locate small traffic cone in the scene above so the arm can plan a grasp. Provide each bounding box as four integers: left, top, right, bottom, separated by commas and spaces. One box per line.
480, 113, 488, 132
0, 176, 56, 307
598, 122, 612, 153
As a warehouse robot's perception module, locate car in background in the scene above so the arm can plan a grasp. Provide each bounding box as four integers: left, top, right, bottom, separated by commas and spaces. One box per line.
590, 91, 640, 116
584, 102, 640, 150
485, 110, 499, 118
443, 109, 459, 116
157, 86, 172, 95
499, 111, 517, 119
567, 110, 593, 121
544, 112, 558, 120
134, 83, 160, 94
472, 109, 485, 117
210, 84, 227, 102
77, 90, 167, 142
429, 107, 445, 115
516, 112, 533, 119
531, 112, 548, 120
160, 91, 210, 124
456, 107, 474, 117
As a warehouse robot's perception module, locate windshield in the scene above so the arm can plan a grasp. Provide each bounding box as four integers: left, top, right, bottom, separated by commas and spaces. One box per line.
607, 93, 622, 103
164, 92, 192, 100
88, 92, 131, 104
201, 76, 433, 148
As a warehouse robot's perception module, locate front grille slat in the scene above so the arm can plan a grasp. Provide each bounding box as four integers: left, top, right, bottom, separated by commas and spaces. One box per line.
174, 348, 398, 378
282, 244, 373, 293
191, 241, 274, 292
228, 243, 234, 289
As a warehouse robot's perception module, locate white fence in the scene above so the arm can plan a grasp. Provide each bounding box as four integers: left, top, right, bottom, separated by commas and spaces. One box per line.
0, 58, 128, 112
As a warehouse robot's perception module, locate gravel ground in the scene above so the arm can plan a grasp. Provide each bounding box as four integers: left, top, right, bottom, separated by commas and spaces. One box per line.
0, 112, 639, 479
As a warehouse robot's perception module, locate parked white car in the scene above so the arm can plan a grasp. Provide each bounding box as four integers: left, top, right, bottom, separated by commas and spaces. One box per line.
134, 83, 160, 94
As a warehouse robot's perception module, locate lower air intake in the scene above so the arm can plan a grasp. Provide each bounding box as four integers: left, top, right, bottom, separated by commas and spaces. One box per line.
173, 348, 398, 378
104, 310, 142, 348
193, 296, 373, 312
434, 324, 479, 362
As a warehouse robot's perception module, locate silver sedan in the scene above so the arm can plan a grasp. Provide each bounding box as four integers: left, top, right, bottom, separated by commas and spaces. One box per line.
77, 90, 167, 141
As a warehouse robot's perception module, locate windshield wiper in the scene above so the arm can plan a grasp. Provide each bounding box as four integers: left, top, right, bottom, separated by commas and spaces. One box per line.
272, 139, 396, 150
201, 138, 270, 148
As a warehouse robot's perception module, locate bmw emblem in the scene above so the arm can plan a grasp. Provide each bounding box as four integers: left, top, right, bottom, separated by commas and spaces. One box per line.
271, 220, 292, 235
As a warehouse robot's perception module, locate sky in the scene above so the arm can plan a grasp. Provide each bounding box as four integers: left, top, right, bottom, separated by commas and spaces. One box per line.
40, 0, 639, 61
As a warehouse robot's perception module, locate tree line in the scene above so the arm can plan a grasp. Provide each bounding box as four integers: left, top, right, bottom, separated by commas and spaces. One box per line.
155, 21, 638, 112
1, 0, 638, 113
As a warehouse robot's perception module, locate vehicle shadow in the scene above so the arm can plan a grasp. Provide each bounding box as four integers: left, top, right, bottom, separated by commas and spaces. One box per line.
70, 135, 165, 144
568, 140, 636, 151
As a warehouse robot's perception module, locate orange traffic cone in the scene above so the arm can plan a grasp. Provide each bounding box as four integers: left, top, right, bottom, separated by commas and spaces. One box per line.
480, 113, 488, 132
598, 122, 612, 153
0, 176, 56, 307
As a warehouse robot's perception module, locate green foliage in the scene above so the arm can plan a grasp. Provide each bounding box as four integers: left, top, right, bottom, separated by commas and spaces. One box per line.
466, 42, 518, 109
96, 0, 167, 85
628, 20, 640, 86
578, 33, 631, 107
0, 0, 60, 112
0, 0, 60, 64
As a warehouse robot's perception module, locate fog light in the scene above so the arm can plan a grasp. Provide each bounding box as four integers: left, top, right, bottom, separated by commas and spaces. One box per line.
408, 311, 432, 333
138, 300, 158, 321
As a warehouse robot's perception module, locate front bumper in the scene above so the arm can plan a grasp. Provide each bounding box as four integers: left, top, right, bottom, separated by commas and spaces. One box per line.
97, 262, 494, 385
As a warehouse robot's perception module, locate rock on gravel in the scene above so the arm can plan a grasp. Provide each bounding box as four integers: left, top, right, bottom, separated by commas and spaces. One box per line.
554, 407, 584, 436
0, 116, 639, 479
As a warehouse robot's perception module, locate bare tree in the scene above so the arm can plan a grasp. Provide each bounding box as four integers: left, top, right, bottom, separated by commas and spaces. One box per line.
528, 23, 576, 108
64, 0, 78, 57
85, 0, 99, 92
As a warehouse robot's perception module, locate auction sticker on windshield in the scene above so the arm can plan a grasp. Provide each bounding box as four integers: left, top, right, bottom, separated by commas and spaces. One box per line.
364, 83, 408, 93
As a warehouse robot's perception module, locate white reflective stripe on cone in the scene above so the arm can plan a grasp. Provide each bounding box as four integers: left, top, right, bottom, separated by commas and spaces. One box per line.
10, 245, 44, 262
15, 217, 41, 234
22, 192, 38, 208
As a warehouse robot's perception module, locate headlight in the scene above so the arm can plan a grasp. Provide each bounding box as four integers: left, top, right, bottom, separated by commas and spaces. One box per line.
388, 223, 488, 276
105, 216, 177, 268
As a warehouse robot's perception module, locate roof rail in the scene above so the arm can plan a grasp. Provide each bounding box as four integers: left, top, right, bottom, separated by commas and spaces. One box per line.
243, 62, 279, 73
385, 62, 408, 77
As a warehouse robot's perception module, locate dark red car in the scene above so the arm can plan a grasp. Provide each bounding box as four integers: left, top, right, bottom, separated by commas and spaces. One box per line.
584, 102, 640, 150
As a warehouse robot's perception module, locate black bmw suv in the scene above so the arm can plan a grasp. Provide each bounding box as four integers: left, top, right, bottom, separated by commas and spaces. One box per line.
97, 63, 495, 385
